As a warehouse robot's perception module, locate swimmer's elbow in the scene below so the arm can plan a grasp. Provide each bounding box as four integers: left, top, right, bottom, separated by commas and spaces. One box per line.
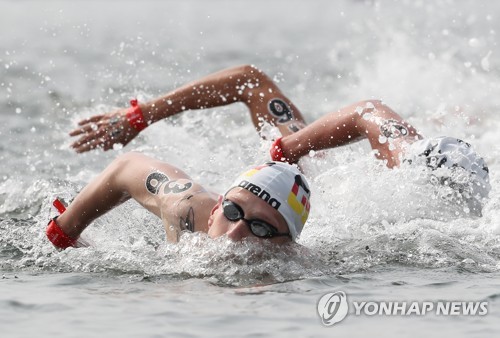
104, 152, 145, 193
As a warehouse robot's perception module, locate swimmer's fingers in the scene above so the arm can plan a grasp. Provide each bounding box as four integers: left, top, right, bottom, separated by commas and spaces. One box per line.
77, 114, 107, 126
69, 115, 108, 136
73, 133, 132, 153
73, 137, 108, 153
71, 120, 138, 153
72, 130, 117, 153
70, 107, 125, 135
70, 128, 107, 152
69, 122, 102, 137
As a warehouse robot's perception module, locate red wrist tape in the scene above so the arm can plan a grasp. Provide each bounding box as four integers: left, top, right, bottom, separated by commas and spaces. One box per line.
53, 198, 66, 214
46, 218, 78, 249
126, 99, 147, 131
270, 137, 295, 164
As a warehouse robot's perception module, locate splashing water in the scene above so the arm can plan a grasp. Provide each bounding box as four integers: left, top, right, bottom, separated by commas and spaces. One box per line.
0, 0, 499, 290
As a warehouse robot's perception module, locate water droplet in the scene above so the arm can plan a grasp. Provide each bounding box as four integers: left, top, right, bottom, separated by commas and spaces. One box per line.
481, 51, 492, 71
362, 112, 373, 120
468, 38, 480, 47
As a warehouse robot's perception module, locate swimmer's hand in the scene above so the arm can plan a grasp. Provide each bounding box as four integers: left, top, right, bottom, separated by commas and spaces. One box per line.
69, 109, 140, 153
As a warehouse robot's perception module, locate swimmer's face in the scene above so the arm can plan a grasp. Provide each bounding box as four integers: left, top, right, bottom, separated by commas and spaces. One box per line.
207, 188, 292, 244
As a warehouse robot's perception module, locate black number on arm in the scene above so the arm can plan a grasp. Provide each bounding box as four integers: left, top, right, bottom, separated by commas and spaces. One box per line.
379, 119, 409, 139
164, 180, 193, 194
268, 98, 294, 124
146, 172, 170, 195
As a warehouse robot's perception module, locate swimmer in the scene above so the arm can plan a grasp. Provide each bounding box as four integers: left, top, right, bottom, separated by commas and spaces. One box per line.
46, 157, 311, 249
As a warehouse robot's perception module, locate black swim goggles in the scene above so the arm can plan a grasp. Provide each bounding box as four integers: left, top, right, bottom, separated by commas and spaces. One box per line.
222, 199, 291, 239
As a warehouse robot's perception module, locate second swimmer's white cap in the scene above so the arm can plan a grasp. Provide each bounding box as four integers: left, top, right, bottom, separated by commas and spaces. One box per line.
405, 136, 491, 198
225, 162, 312, 241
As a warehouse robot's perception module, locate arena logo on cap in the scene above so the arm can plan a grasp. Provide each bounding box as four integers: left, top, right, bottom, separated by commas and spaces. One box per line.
237, 180, 281, 210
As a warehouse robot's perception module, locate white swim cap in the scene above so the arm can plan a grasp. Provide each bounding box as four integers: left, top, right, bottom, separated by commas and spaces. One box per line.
405, 136, 490, 198
225, 162, 311, 241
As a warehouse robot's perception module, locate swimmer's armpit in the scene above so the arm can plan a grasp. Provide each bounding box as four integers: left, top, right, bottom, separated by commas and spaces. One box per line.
179, 206, 195, 232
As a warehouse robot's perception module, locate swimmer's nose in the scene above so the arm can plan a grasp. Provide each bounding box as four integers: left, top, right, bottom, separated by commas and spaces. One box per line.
226, 220, 252, 241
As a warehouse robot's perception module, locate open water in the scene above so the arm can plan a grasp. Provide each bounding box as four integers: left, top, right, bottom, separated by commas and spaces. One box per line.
1, 0, 499, 337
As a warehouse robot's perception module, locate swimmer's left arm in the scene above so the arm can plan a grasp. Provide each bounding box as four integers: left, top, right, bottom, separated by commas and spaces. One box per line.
70, 65, 306, 153
278, 100, 422, 167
